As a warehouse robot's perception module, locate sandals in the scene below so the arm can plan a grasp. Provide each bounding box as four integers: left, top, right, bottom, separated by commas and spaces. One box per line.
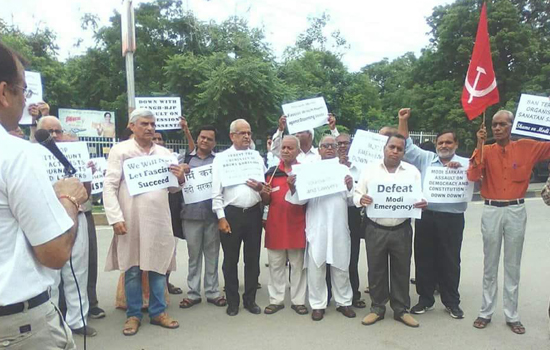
207, 296, 227, 307
473, 317, 491, 329
150, 312, 179, 329
353, 299, 367, 308
507, 321, 526, 335
179, 298, 201, 309
122, 316, 141, 336
264, 304, 285, 315
291, 304, 309, 315
168, 283, 183, 295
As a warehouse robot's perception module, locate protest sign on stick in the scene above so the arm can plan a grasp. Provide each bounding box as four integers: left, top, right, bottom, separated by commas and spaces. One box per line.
217, 150, 265, 188
293, 159, 349, 201
511, 94, 550, 140
422, 166, 474, 203
20, 71, 43, 125
182, 164, 213, 204
36, 142, 92, 183
367, 180, 423, 219
123, 155, 179, 196
135, 97, 182, 130
282, 97, 328, 134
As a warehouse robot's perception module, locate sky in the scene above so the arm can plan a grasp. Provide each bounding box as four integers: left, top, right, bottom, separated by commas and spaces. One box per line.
0, 0, 455, 72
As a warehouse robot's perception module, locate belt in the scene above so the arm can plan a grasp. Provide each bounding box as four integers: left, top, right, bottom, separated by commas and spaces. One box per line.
0, 291, 49, 317
226, 203, 261, 213
366, 218, 411, 231
484, 199, 524, 207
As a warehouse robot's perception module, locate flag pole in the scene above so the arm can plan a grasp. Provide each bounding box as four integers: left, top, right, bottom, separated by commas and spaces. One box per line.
480, 110, 486, 164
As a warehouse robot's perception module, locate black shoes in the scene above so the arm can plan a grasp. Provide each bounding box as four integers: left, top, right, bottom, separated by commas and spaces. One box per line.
410, 302, 435, 315
226, 305, 239, 316
445, 305, 464, 319
243, 302, 261, 314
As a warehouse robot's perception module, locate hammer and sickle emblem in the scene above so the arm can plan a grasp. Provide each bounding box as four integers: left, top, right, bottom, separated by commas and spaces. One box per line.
465, 66, 497, 104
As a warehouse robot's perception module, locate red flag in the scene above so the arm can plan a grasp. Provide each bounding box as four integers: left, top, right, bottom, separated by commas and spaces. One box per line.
461, 3, 499, 120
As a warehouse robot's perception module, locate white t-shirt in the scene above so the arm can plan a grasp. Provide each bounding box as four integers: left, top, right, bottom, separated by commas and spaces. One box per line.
0, 126, 74, 305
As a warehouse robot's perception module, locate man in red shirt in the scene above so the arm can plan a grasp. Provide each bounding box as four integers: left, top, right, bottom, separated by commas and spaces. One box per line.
261, 135, 308, 315
468, 110, 550, 334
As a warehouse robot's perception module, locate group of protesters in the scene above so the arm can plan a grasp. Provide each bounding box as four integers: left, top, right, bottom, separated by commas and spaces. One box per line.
2, 40, 550, 349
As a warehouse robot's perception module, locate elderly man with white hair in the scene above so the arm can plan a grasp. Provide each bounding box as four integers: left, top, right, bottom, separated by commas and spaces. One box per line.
103, 109, 187, 335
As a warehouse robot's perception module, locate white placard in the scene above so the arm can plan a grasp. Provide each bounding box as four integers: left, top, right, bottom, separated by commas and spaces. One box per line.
59, 109, 116, 138
20, 71, 43, 125
293, 159, 349, 201
511, 94, 550, 140
90, 157, 108, 195
123, 155, 179, 196
36, 142, 93, 183
348, 130, 388, 169
423, 166, 474, 203
182, 164, 213, 204
282, 97, 329, 134
218, 150, 265, 187
367, 180, 422, 219
135, 97, 182, 130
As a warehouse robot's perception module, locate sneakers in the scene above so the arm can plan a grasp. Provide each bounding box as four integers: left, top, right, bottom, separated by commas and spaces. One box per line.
410, 303, 434, 315
71, 325, 98, 337
446, 305, 464, 319
89, 306, 106, 319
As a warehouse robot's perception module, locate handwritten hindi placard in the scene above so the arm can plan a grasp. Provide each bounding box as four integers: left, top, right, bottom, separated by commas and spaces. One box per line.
218, 150, 265, 187
293, 159, 349, 201
423, 166, 474, 203
20, 71, 43, 125
36, 142, 92, 183
123, 155, 179, 196
367, 180, 422, 219
348, 130, 388, 169
90, 157, 107, 195
135, 97, 182, 130
282, 97, 329, 134
182, 164, 213, 204
512, 94, 550, 140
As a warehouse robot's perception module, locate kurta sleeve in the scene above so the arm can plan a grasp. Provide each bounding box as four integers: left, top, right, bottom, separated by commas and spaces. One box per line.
284, 189, 308, 206
527, 139, 550, 163
467, 148, 485, 182
103, 145, 125, 225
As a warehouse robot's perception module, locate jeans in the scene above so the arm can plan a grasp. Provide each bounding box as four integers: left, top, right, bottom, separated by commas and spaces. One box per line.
125, 266, 166, 319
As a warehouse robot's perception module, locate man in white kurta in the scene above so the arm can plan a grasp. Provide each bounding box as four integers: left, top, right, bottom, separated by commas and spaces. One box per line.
285, 135, 356, 321
103, 109, 185, 335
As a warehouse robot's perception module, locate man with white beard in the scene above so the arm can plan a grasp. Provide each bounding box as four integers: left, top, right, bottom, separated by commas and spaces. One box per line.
397, 108, 468, 319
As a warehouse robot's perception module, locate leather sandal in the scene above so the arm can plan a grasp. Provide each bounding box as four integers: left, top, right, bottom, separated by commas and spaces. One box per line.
264, 304, 284, 314
150, 312, 179, 329
207, 296, 227, 307
506, 321, 525, 335
291, 304, 309, 315
168, 283, 183, 295
179, 298, 201, 309
473, 317, 491, 329
122, 316, 141, 336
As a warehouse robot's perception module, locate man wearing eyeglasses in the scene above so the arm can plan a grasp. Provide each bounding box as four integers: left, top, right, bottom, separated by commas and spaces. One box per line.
286, 135, 356, 321
0, 41, 87, 350
212, 119, 266, 316
36, 116, 100, 336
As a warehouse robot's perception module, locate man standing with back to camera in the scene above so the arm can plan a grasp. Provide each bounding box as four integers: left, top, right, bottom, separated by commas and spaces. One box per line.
0, 41, 88, 349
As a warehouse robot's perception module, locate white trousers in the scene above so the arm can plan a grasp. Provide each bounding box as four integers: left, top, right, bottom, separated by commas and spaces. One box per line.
51, 212, 90, 329
267, 249, 307, 305
479, 204, 526, 323
307, 247, 352, 309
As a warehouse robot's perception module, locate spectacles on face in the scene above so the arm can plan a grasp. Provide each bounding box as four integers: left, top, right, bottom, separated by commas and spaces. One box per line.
233, 131, 252, 137
11, 84, 34, 99
47, 129, 64, 136
337, 141, 350, 147
152, 137, 163, 141
320, 143, 337, 150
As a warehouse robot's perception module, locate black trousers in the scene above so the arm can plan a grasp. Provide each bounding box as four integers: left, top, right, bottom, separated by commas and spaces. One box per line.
414, 210, 464, 308
348, 206, 363, 301
221, 204, 262, 307
85, 211, 99, 308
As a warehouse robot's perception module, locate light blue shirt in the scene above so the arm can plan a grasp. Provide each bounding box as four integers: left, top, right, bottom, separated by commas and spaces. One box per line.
404, 137, 468, 214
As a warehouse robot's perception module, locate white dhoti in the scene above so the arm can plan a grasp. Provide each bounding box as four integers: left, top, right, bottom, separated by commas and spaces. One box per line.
51, 212, 90, 329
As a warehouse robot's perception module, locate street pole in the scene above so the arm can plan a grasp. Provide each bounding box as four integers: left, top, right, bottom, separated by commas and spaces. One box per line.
125, 52, 135, 110
121, 0, 136, 115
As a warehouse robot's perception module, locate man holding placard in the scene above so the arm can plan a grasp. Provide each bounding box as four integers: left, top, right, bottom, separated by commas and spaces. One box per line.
398, 108, 471, 320
271, 113, 339, 163
468, 110, 550, 334
212, 119, 266, 316
36, 116, 100, 336
354, 134, 426, 328
178, 125, 227, 309
103, 109, 186, 335
286, 135, 356, 321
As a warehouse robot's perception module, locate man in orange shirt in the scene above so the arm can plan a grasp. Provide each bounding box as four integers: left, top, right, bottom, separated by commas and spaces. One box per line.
468, 110, 550, 335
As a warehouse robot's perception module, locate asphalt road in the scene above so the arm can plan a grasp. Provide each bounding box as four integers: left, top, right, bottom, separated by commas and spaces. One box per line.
76, 198, 550, 350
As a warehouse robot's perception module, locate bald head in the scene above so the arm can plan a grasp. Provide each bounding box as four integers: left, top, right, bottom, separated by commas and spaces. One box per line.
37, 116, 64, 141
379, 126, 398, 137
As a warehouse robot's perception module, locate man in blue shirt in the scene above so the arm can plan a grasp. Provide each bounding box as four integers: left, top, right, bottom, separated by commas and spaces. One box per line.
397, 108, 468, 319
